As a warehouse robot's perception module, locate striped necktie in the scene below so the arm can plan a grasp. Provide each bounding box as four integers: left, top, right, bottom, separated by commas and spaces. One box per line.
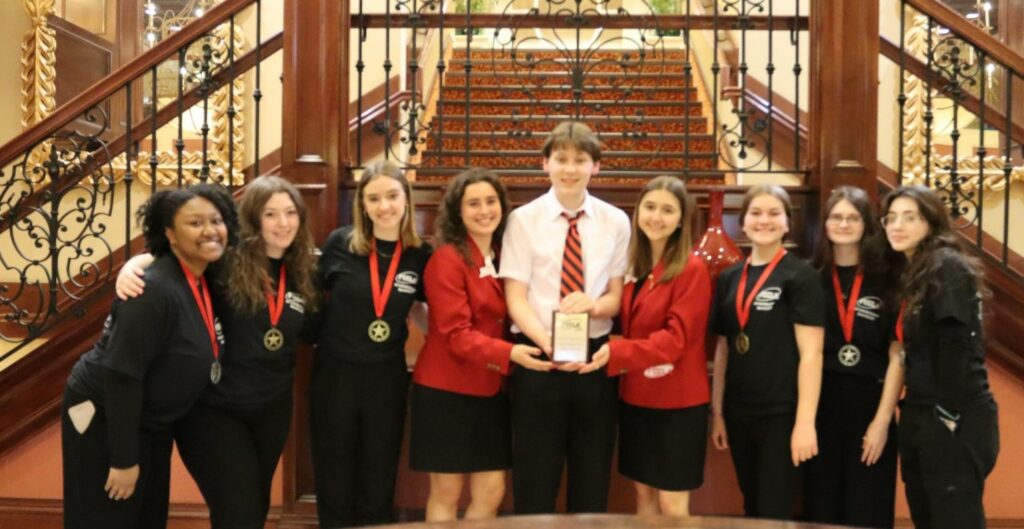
560, 211, 585, 298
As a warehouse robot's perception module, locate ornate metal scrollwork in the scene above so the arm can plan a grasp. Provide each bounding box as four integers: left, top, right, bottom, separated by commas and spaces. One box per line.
0, 103, 115, 352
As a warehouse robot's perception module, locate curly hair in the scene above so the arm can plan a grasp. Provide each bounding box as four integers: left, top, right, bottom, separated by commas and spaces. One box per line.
349, 160, 423, 255
627, 176, 695, 283
435, 168, 510, 264
136, 183, 238, 257
880, 185, 984, 326
224, 176, 320, 315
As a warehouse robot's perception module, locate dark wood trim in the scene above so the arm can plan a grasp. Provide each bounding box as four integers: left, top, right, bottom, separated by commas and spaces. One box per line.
879, 36, 1024, 148
349, 76, 402, 121
0, 32, 284, 235
0, 0, 258, 167
356, 14, 808, 31
905, 0, 1024, 76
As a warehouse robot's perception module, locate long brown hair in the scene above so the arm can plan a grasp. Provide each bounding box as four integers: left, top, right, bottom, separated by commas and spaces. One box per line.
225, 175, 319, 314
349, 160, 423, 255
812, 185, 886, 281
435, 168, 510, 265
880, 185, 984, 323
627, 176, 695, 283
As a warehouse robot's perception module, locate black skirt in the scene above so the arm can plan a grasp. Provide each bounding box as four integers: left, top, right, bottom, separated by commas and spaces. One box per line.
618, 401, 709, 491
409, 383, 512, 473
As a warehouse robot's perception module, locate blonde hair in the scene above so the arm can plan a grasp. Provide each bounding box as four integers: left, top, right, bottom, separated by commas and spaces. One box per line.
349, 160, 423, 255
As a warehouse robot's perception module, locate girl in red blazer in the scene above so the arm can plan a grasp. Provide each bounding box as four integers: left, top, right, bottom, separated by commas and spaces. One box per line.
581, 176, 712, 515
411, 168, 550, 521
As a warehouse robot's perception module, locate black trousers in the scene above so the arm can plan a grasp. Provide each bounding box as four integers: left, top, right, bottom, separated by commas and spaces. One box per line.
724, 410, 799, 520
310, 355, 410, 528
61, 388, 173, 529
900, 402, 999, 529
805, 373, 897, 528
509, 334, 617, 514
174, 390, 293, 529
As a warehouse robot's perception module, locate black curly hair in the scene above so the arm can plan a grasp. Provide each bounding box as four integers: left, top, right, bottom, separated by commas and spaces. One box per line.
136, 183, 238, 257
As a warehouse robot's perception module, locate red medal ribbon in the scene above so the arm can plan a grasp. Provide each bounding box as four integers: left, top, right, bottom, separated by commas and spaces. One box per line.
179, 260, 218, 360
370, 239, 404, 319
265, 263, 287, 327
735, 247, 787, 331
895, 301, 906, 345
831, 265, 865, 343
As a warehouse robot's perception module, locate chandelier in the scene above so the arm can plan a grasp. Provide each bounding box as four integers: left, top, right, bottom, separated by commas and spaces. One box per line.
144, 0, 217, 47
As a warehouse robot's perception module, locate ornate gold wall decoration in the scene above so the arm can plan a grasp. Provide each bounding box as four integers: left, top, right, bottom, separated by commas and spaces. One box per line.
900, 12, 1022, 192
21, 0, 57, 128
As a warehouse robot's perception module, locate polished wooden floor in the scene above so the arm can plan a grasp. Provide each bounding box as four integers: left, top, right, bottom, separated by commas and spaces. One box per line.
372, 514, 853, 529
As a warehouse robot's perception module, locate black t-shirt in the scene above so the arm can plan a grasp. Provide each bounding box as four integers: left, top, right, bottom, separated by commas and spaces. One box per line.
68, 254, 224, 431
317, 226, 431, 363
902, 252, 993, 409
821, 266, 895, 380
201, 258, 315, 410
710, 253, 825, 416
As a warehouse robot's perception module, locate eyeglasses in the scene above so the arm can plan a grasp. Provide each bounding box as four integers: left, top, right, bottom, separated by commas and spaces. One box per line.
880, 212, 924, 227
826, 214, 863, 225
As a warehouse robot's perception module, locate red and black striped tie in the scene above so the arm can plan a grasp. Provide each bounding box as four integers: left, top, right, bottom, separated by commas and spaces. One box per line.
560, 211, 585, 298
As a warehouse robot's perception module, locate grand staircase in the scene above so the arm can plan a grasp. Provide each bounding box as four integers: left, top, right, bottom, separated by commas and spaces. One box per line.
416, 49, 722, 184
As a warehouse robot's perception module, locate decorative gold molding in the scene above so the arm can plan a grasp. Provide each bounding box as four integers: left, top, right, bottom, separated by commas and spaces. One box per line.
900, 12, 1023, 192
21, 0, 57, 129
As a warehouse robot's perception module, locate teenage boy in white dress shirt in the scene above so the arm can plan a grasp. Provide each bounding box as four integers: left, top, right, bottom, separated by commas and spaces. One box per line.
500, 120, 631, 514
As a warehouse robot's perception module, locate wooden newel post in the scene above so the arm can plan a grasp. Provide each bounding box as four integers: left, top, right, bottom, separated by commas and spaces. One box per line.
280, 0, 349, 523
809, 0, 880, 205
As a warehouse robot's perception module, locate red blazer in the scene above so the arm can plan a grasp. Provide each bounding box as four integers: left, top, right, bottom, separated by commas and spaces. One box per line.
607, 254, 712, 409
413, 242, 513, 397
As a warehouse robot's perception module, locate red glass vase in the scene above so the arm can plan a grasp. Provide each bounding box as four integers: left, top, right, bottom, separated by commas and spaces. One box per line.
693, 188, 743, 279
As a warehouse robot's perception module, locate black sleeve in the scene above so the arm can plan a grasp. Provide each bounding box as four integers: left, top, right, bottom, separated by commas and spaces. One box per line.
318, 229, 348, 289
709, 271, 731, 336
415, 244, 433, 303
101, 286, 169, 379
300, 307, 323, 344
931, 258, 978, 326
104, 369, 144, 468
935, 317, 973, 416
787, 261, 826, 326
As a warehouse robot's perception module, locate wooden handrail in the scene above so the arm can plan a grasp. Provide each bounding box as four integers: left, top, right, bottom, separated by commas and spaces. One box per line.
0, 0, 257, 168
0, 32, 284, 235
355, 14, 809, 31
348, 91, 411, 130
879, 36, 1024, 148
904, 0, 1024, 77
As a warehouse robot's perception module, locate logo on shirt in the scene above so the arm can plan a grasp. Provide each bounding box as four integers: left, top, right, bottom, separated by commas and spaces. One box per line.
214, 317, 226, 346
285, 291, 306, 314
643, 363, 674, 379
753, 287, 782, 311
394, 271, 419, 294
855, 296, 882, 321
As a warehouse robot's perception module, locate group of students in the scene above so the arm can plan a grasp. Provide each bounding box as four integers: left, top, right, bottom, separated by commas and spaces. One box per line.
60, 120, 999, 529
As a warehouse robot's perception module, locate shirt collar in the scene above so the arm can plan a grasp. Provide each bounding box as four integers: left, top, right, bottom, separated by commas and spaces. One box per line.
543, 188, 595, 221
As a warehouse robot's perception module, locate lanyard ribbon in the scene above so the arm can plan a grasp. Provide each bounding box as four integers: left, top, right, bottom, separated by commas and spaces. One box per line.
735, 247, 787, 331
831, 266, 865, 343
370, 239, 404, 319
179, 260, 218, 360
266, 264, 287, 327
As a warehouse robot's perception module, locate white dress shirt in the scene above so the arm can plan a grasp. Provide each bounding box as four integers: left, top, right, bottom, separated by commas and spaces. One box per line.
500, 188, 631, 337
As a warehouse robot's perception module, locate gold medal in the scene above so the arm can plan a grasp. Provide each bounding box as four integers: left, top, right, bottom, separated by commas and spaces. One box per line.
210, 360, 222, 384
264, 327, 284, 351
735, 332, 750, 354
368, 319, 391, 343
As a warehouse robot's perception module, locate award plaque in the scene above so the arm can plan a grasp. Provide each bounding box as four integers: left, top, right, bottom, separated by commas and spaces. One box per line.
551, 311, 590, 363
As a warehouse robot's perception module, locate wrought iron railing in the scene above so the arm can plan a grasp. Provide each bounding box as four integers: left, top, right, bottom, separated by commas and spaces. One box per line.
882, 0, 1024, 280
0, 0, 282, 362
349, 0, 810, 184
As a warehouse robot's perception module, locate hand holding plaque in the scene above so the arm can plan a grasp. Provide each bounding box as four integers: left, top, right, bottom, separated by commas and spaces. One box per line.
551, 311, 590, 363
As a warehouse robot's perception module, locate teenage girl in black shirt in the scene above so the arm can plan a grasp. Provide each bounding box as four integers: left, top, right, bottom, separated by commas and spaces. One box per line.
311, 160, 432, 528
116, 176, 320, 527
882, 185, 998, 529
62, 184, 236, 529
709, 183, 824, 520
805, 186, 902, 528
